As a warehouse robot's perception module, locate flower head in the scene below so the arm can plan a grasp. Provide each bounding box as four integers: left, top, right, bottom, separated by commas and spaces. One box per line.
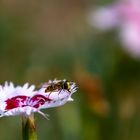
0, 80, 77, 118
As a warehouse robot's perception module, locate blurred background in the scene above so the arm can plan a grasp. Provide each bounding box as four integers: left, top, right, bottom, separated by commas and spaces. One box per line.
0, 0, 140, 140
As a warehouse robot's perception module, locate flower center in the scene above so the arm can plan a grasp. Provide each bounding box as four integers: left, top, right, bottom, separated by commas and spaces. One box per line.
29, 94, 52, 108
5, 94, 52, 110
5, 96, 29, 110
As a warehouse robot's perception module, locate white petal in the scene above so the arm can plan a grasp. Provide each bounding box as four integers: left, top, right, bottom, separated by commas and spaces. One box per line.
23, 83, 29, 89
68, 97, 73, 101
39, 97, 69, 109
1, 107, 37, 117
28, 85, 35, 91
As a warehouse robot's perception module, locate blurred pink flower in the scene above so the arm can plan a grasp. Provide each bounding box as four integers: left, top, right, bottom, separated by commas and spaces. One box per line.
88, 0, 140, 58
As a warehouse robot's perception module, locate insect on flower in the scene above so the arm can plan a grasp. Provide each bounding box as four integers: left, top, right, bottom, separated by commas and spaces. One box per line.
41, 79, 76, 97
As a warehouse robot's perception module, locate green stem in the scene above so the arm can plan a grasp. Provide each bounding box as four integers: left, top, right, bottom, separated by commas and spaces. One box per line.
22, 114, 37, 140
